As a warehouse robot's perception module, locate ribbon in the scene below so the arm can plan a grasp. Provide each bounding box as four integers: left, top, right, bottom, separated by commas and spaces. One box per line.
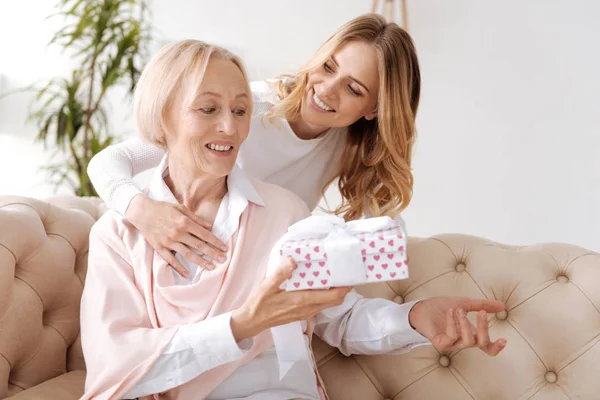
269, 215, 398, 379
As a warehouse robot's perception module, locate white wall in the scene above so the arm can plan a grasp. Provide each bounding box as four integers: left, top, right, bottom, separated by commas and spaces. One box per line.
0, 1, 75, 197
404, 0, 600, 251
1, 0, 599, 251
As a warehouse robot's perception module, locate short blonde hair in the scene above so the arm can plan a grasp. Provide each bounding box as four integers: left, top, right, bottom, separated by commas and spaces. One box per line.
133, 39, 250, 148
267, 14, 420, 221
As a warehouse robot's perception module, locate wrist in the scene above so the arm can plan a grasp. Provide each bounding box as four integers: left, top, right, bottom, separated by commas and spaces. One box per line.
125, 194, 148, 226
408, 300, 423, 331
231, 307, 260, 343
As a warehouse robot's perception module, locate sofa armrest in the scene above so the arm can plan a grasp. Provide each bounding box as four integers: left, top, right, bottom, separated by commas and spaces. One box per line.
8, 370, 85, 400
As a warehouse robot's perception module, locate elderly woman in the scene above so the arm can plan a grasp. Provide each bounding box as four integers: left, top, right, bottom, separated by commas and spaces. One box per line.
80, 40, 506, 400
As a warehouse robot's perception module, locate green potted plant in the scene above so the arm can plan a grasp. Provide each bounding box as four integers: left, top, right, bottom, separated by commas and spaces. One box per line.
27, 0, 152, 196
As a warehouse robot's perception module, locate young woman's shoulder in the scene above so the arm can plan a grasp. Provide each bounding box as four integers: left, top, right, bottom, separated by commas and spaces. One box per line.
250, 78, 291, 116
250, 177, 310, 220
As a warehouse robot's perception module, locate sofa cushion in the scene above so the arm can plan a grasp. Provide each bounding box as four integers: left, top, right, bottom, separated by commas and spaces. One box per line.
7, 370, 85, 400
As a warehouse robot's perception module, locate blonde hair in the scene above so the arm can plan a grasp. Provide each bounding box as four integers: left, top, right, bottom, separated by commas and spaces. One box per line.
133, 39, 250, 148
267, 14, 420, 221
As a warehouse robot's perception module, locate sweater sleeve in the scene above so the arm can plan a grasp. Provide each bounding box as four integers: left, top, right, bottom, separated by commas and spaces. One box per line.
87, 137, 165, 215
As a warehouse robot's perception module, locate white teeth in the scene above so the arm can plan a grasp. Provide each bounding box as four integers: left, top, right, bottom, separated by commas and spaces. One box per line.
313, 92, 333, 111
208, 144, 232, 152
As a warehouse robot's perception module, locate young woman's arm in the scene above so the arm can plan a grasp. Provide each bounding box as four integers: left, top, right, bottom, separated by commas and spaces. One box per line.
87, 137, 227, 274
87, 137, 164, 214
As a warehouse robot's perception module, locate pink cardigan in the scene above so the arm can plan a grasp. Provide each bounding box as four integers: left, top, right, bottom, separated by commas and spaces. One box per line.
79, 178, 326, 399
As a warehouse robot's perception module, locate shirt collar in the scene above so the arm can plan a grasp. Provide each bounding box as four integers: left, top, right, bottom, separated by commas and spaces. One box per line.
147, 153, 264, 207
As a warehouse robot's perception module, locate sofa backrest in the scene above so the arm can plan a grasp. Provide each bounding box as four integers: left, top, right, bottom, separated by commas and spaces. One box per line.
0, 196, 104, 398
313, 233, 600, 400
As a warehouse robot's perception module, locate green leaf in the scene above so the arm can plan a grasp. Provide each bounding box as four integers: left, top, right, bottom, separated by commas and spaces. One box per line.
56, 105, 68, 148
37, 113, 55, 147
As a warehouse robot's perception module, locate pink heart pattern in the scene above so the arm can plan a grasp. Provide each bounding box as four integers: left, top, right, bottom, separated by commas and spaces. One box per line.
280, 225, 408, 291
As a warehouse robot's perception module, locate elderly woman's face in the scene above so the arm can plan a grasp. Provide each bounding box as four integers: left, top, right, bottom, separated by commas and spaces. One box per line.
165, 57, 251, 177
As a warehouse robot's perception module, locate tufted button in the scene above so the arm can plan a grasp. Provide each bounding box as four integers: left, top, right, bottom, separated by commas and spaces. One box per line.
545, 371, 558, 383
438, 355, 451, 367
496, 310, 508, 320
393, 295, 404, 304
556, 275, 569, 283
455, 263, 466, 272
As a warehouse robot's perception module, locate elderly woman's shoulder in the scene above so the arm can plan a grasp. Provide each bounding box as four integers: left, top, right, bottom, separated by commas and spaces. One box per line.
250, 178, 310, 216
90, 210, 136, 241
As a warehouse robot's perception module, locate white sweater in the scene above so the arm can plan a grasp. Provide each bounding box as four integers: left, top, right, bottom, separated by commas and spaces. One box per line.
87, 80, 348, 216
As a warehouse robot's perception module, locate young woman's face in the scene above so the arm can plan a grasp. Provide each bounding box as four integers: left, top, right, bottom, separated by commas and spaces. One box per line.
301, 41, 380, 130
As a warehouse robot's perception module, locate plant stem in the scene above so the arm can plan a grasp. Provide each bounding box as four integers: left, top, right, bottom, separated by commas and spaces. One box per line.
83, 48, 98, 163
69, 142, 82, 176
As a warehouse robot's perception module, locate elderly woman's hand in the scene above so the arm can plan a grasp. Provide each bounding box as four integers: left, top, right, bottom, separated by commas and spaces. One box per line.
231, 257, 352, 342
126, 194, 228, 276
408, 297, 508, 356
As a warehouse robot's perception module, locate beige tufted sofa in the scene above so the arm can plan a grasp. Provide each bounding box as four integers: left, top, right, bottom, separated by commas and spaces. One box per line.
1, 195, 599, 400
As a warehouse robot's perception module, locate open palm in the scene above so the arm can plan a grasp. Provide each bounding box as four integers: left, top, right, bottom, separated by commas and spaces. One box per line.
409, 296, 507, 356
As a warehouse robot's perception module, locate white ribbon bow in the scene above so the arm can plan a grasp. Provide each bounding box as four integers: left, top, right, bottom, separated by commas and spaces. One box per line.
270, 214, 398, 379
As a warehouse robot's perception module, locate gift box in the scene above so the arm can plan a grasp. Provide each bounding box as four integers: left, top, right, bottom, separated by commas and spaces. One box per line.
278, 215, 409, 291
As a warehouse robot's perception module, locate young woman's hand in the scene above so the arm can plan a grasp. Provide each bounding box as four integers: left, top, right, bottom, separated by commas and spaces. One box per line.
125, 194, 228, 277
230, 257, 352, 342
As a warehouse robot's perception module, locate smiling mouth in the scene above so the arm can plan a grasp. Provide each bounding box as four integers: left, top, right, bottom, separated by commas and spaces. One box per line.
206, 144, 233, 152
312, 91, 335, 112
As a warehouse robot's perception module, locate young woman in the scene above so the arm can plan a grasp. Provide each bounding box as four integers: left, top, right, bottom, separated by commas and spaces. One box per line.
87, 13, 421, 276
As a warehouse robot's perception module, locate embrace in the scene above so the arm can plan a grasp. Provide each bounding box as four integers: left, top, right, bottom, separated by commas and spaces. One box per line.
80, 14, 507, 400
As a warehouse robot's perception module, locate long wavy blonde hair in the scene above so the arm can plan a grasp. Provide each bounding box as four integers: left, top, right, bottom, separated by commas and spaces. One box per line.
267, 14, 420, 221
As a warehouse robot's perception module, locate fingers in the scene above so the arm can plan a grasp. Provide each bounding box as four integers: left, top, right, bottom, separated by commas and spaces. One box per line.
287, 287, 351, 321
306, 286, 351, 308
180, 233, 227, 263
462, 298, 506, 314
171, 242, 215, 271
279, 286, 351, 317
457, 309, 476, 348
435, 308, 459, 350
476, 310, 491, 350
158, 249, 189, 278
476, 310, 507, 356
189, 223, 228, 254
486, 339, 507, 356
177, 209, 228, 253
470, 324, 478, 337
265, 257, 296, 293
179, 206, 212, 230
